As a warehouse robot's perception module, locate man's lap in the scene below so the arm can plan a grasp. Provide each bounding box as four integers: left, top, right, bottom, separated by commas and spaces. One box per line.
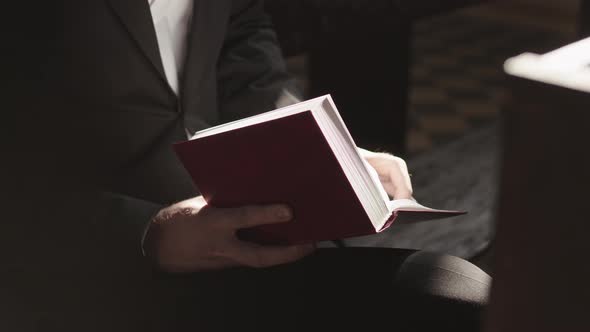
159, 248, 490, 331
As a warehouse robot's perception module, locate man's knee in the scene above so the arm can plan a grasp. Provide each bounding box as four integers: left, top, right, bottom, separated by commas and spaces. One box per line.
396, 251, 491, 305
393, 251, 491, 331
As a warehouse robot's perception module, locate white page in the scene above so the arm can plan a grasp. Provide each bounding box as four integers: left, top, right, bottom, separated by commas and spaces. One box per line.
317, 97, 389, 214
191, 96, 328, 139
361, 157, 390, 203
387, 199, 433, 211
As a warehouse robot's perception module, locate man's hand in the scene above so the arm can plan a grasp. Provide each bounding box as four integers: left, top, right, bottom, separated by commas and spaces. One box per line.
143, 196, 315, 273
358, 148, 413, 199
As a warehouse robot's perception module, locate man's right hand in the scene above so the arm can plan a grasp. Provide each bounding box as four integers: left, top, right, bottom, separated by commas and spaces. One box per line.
142, 196, 315, 273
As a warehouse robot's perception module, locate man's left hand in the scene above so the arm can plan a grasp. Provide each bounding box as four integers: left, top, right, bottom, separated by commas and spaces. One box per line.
358, 148, 413, 199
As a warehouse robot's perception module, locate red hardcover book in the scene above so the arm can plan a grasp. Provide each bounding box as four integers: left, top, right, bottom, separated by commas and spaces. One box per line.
173, 95, 464, 244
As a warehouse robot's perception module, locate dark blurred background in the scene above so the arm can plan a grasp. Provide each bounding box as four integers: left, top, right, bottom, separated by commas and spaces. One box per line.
264, 0, 584, 274
2, 0, 589, 331
267, 0, 579, 156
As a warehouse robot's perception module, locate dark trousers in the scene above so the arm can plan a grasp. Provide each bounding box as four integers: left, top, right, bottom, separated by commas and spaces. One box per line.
162, 248, 491, 332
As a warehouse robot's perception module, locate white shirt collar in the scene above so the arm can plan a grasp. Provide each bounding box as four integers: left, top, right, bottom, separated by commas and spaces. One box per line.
147, 0, 194, 95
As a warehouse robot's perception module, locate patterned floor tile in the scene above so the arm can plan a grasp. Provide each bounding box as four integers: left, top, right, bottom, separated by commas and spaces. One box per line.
406, 10, 568, 155
419, 114, 471, 134
454, 101, 499, 118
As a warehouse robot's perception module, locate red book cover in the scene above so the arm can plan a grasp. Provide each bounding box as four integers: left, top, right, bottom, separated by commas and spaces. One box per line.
173, 111, 376, 244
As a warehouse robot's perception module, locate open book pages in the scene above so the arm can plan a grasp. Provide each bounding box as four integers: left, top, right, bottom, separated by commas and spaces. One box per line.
191, 94, 461, 233
179, 94, 466, 243
363, 156, 462, 230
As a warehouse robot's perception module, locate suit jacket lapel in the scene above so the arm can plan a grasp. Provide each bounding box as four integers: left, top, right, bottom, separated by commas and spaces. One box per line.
107, 0, 169, 88
181, 0, 209, 113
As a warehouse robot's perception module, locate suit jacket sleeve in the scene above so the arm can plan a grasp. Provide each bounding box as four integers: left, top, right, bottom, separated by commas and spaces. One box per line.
216, 0, 301, 122
93, 192, 164, 259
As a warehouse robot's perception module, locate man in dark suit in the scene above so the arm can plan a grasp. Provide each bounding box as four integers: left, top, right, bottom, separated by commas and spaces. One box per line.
62, 0, 418, 269
12, 0, 490, 331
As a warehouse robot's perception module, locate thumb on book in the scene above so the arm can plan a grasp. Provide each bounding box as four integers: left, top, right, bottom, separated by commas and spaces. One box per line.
224, 204, 293, 229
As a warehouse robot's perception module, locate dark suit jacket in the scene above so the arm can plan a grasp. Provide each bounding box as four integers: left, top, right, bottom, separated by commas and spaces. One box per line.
62, 0, 295, 206
3, 2, 295, 329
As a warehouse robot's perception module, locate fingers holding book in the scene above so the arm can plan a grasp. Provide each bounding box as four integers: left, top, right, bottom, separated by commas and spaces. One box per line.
222, 204, 294, 229
358, 148, 414, 199
142, 197, 315, 273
